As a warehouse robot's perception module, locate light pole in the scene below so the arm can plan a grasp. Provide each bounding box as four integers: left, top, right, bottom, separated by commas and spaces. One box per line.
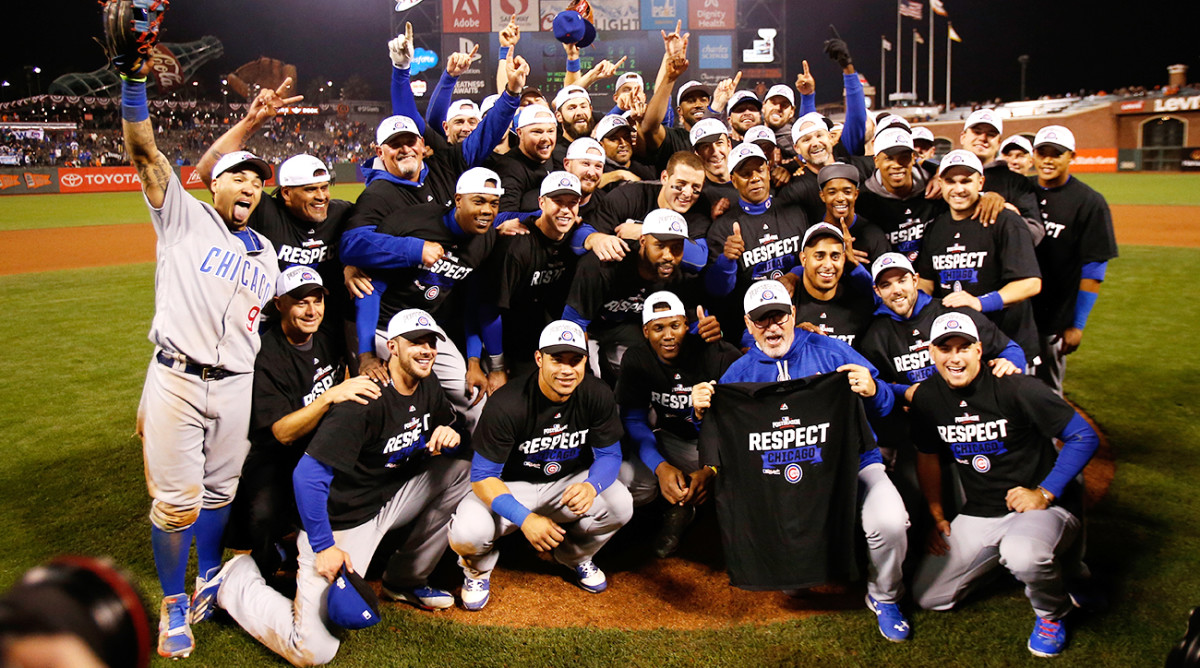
1018, 54, 1030, 101
32, 67, 41, 95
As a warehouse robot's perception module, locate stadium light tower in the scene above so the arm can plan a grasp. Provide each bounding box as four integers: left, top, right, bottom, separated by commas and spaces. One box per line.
1018, 54, 1030, 100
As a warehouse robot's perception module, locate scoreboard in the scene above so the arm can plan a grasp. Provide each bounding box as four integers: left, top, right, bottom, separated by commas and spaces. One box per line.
392, 0, 787, 106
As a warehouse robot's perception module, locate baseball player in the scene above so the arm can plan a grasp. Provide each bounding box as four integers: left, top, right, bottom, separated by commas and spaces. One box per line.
201, 309, 469, 666
1001, 135, 1035, 176
724, 90, 763, 144
812, 162, 891, 265
639, 26, 711, 172
615, 291, 742, 556
491, 104, 559, 212
592, 114, 656, 187
226, 267, 380, 581
912, 127, 937, 163
423, 45, 485, 145
691, 281, 911, 641
1029, 126, 1118, 395
782, 222, 876, 349
115, 42, 280, 657
957, 109, 1045, 244
448, 321, 634, 611
551, 85, 598, 155
909, 313, 1099, 657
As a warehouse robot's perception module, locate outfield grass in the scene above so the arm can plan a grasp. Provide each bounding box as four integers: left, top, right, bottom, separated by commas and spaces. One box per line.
1, 245, 1196, 666
1077, 173, 1200, 206
0, 183, 367, 232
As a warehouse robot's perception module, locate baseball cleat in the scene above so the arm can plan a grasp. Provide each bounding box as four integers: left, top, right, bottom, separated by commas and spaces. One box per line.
190, 554, 246, 625
866, 594, 911, 642
1028, 615, 1067, 657
461, 577, 491, 611
573, 560, 607, 594
653, 504, 696, 558
382, 584, 455, 610
157, 593, 194, 659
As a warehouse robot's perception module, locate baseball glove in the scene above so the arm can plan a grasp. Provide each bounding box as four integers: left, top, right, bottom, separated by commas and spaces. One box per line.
99, 0, 169, 78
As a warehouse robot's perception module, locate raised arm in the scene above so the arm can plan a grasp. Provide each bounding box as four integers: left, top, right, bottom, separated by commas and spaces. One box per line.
495, 17, 520, 95
388, 22, 425, 133
121, 77, 173, 210
639, 21, 690, 152
197, 78, 302, 186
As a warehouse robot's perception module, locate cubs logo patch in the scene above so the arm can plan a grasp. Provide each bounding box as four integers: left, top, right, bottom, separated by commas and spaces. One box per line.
544, 461, 561, 475
425, 286, 440, 300
784, 463, 803, 484
971, 455, 990, 473
416, 315, 431, 326
769, 270, 783, 279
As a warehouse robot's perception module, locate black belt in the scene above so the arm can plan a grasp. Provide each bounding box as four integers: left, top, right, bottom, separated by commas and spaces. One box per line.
156, 351, 240, 381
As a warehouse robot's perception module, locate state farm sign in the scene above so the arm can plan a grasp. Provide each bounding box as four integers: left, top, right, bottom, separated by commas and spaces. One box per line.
58, 167, 143, 193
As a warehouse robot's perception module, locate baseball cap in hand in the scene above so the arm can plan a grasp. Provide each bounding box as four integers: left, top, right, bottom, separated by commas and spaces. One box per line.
641, 208, 689, 240
540, 171, 582, 198
937, 149, 985, 176
539, 320, 587, 355
275, 265, 327, 299
376, 115, 421, 145
642, 290, 686, 325
930, 312, 980, 345
278, 154, 330, 187
387, 309, 447, 342
871, 252, 915, 284
456, 167, 504, 196
744, 280, 792, 319
1034, 125, 1075, 153
212, 150, 271, 181
327, 567, 380, 630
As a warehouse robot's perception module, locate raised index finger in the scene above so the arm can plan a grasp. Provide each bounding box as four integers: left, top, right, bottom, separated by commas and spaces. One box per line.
732, 70, 742, 87
406, 21, 413, 42
614, 55, 628, 69
802, 59, 810, 76
468, 43, 481, 61
275, 76, 295, 97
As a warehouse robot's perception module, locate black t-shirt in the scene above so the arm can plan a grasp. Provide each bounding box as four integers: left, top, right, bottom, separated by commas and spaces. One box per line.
371, 208, 496, 326
648, 126, 693, 173
591, 181, 712, 241
694, 178, 740, 224
601, 157, 658, 192
489, 149, 554, 213
846, 214, 892, 266
481, 216, 579, 360
855, 176, 947, 263
474, 373, 624, 483
917, 209, 1042, 358
346, 148, 469, 232
698, 373, 871, 590
794, 282, 876, 349
707, 198, 810, 291
566, 240, 704, 330
983, 162, 1040, 224
250, 326, 346, 461
910, 371, 1080, 518
615, 335, 742, 440
305, 377, 455, 530
775, 169, 823, 228
1032, 176, 1119, 333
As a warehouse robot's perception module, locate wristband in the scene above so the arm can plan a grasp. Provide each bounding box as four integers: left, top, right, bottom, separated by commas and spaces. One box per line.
707, 465, 719, 476
499, 46, 511, 61
491, 493, 531, 527
566, 58, 581, 73
487, 353, 505, 371
978, 291, 1004, 313
1072, 290, 1098, 330
120, 77, 150, 123
1037, 486, 1054, 505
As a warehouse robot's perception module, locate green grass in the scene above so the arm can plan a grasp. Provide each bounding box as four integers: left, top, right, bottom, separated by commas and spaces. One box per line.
1, 245, 1196, 666
1076, 173, 1200, 206
0, 183, 366, 232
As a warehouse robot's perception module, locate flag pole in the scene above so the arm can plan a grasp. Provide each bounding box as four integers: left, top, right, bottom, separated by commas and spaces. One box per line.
945, 22, 952, 110
928, 9, 935, 103
912, 30, 918, 97
895, 0, 902, 103
880, 35, 887, 108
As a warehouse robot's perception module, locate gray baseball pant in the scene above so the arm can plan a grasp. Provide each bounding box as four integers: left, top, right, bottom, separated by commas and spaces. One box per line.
618, 430, 702, 507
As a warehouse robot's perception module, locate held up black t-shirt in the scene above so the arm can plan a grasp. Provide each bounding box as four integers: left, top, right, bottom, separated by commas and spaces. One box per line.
474, 373, 624, 483
305, 376, 455, 530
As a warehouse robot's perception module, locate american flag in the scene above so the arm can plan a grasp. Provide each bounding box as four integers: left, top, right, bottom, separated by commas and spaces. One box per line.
899, 0, 924, 20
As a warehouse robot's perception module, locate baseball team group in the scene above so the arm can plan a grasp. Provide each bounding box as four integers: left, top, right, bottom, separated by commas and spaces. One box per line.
105, 4, 1117, 664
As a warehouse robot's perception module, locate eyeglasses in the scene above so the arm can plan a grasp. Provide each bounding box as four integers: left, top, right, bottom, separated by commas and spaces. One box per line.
749, 311, 792, 329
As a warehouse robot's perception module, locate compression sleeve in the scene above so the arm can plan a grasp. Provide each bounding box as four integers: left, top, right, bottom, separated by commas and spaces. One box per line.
570, 224, 599, 255
1073, 291, 1099, 330
478, 302, 504, 356
799, 92, 817, 115
622, 408, 664, 473
1080, 261, 1108, 282
491, 493, 532, 526
682, 238, 708, 272
390, 66, 426, 134
704, 253, 738, 296
998, 338, 1027, 368
839, 72, 867, 155
354, 279, 387, 355
424, 70, 459, 137
293, 454, 336, 552
1040, 413, 1099, 499
586, 442, 622, 493
562, 304, 591, 330
340, 226, 427, 269
470, 451, 505, 482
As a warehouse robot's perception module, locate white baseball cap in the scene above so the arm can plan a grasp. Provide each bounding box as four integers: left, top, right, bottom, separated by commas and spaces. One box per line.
480, 94, 500, 116
874, 127, 916, 156
963, 108, 1003, 134
641, 208, 688, 241
592, 114, 631, 140
386, 308, 447, 342
376, 115, 421, 145
614, 72, 643, 93
743, 280, 792, 319
689, 118, 729, 147
564, 137, 606, 162
874, 114, 911, 138
792, 112, 829, 143
447, 99, 481, 121
1001, 134, 1034, 155
538, 320, 587, 355
212, 150, 271, 181
642, 291, 687, 325
1034, 125, 1075, 153
540, 171, 582, 198
514, 104, 558, 129
938, 149, 985, 177
455, 167, 504, 196
553, 85, 590, 110
676, 80, 713, 106
911, 126, 935, 145
930, 312, 980, 345
744, 125, 776, 145
277, 154, 330, 187
727, 90, 762, 111
275, 265, 327, 298
802, 222, 845, 248
871, 252, 916, 284
727, 141, 768, 173
764, 84, 795, 106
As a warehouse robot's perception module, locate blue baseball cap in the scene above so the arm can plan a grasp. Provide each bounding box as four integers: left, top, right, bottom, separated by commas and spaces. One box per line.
326, 567, 380, 630
552, 9, 596, 48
